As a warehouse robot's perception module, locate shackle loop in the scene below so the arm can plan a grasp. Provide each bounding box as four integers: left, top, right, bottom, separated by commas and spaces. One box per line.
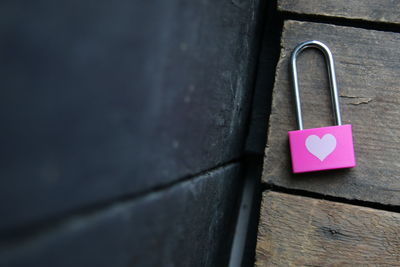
290, 40, 342, 130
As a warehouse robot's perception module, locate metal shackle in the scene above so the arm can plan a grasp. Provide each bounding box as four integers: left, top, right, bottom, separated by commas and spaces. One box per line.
290, 40, 342, 130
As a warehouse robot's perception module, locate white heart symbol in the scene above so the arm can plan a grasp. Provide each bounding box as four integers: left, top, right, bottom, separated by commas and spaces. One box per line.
305, 134, 337, 161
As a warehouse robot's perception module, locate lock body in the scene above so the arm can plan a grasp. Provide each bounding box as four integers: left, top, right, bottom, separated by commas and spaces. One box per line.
288, 124, 356, 173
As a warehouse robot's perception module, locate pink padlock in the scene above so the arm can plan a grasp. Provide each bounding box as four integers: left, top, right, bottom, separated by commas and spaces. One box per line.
288, 40, 356, 173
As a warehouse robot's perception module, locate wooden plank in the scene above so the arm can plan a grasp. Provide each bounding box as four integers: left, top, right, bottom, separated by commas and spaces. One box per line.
256, 191, 400, 266
278, 0, 400, 24
0, 0, 261, 232
263, 20, 400, 205
0, 163, 242, 267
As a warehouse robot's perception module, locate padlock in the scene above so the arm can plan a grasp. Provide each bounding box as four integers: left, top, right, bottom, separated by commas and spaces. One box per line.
288, 40, 356, 173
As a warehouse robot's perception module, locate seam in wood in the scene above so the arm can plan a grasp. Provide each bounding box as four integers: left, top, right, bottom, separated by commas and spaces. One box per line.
279, 10, 400, 35
261, 183, 400, 213
340, 94, 374, 105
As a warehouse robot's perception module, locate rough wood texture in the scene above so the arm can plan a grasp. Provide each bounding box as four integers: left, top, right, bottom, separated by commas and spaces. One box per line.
256, 191, 400, 266
263, 20, 400, 205
0, 0, 261, 232
0, 164, 241, 267
278, 0, 400, 24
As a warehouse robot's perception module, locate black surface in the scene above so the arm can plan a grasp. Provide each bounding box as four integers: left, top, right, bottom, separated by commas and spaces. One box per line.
244, 0, 282, 155
0, 0, 262, 232
0, 163, 242, 267
228, 156, 263, 267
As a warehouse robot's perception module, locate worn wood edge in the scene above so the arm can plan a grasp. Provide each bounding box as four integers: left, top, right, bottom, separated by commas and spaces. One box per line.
261, 24, 290, 181
261, 19, 299, 184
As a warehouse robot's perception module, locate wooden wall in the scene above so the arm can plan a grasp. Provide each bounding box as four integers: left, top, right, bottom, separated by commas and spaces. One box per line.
0, 1, 265, 266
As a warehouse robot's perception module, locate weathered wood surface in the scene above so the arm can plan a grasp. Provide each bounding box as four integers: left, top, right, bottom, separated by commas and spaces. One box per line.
0, 164, 241, 267
256, 191, 400, 266
263, 20, 400, 205
278, 0, 400, 24
0, 0, 261, 232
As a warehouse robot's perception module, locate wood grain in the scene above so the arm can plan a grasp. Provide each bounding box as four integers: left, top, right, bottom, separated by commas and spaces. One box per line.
256, 191, 400, 266
278, 0, 400, 24
263, 20, 400, 205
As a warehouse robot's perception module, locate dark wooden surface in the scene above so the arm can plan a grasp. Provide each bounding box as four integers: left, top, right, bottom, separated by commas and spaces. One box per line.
278, 0, 400, 24
245, 0, 282, 155
0, 0, 261, 233
0, 164, 242, 267
256, 191, 400, 267
262, 20, 400, 206
0, 1, 267, 266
